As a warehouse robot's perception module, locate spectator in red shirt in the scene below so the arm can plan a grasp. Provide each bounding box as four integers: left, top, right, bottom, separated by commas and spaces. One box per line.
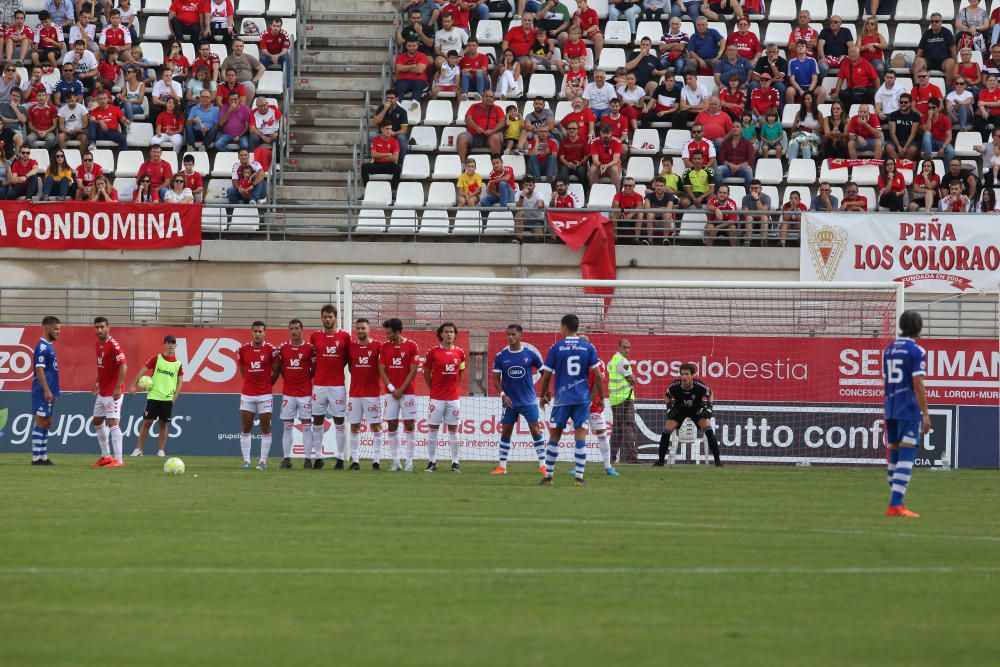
179, 153, 205, 202
525, 125, 558, 181
588, 123, 623, 190
74, 151, 104, 200
748, 73, 779, 122
456, 90, 505, 163
715, 121, 755, 192
169, 0, 205, 44
877, 159, 907, 212
133, 175, 160, 203
481, 153, 517, 207
705, 184, 739, 246
137, 144, 174, 199
693, 96, 733, 146
193, 41, 222, 82
556, 121, 589, 189
86, 90, 129, 149
847, 104, 883, 160
259, 17, 291, 88
394, 38, 430, 101
362, 120, 401, 189
26, 92, 58, 151
8, 145, 40, 199
839, 181, 868, 212
459, 38, 489, 99
837, 45, 879, 108
921, 98, 954, 164
501, 12, 539, 78
559, 95, 597, 141
568, 0, 603, 62
779, 190, 806, 247
611, 177, 643, 238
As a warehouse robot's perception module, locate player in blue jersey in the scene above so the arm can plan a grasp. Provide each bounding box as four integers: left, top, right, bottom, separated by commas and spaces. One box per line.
883, 310, 931, 518
490, 324, 547, 476
538, 314, 602, 486
30, 315, 62, 465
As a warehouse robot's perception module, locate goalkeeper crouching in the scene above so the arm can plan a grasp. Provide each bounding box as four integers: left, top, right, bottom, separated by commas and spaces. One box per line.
654, 363, 722, 467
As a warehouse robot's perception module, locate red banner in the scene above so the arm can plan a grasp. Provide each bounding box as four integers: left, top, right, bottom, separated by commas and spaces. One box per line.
0, 201, 202, 250
827, 158, 915, 170
546, 211, 606, 251
580, 215, 617, 294
486, 333, 1000, 406
0, 326, 468, 395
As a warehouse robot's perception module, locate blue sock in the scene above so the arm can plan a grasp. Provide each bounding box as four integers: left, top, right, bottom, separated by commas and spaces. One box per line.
544, 441, 559, 477
31, 426, 47, 461
532, 434, 546, 465
498, 438, 511, 466
889, 447, 916, 507
574, 439, 587, 479
887, 448, 900, 490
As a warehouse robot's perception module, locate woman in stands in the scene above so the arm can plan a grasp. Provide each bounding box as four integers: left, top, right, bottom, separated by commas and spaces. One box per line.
820, 100, 849, 159
877, 159, 907, 212
133, 175, 160, 203
975, 187, 999, 212
616, 71, 645, 134
185, 65, 217, 105
779, 190, 806, 248
162, 174, 195, 203
908, 159, 940, 212
955, 0, 990, 53
92, 174, 119, 202
787, 91, 823, 160
951, 48, 982, 99
164, 41, 190, 83
493, 49, 523, 100
859, 16, 888, 77
42, 149, 74, 201
118, 66, 147, 121
151, 96, 185, 152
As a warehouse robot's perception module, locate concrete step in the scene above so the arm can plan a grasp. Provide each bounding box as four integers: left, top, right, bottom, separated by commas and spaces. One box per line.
298, 63, 383, 76
277, 184, 349, 201
306, 23, 395, 41
291, 129, 363, 145
289, 103, 367, 121
285, 155, 356, 172
308, 8, 397, 21
300, 49, 391, 66
296, 75, 382, 93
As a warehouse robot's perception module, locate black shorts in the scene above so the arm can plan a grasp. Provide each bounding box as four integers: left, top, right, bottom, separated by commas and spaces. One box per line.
143, 399, 174, 422
468, 133, 492, 148
667, 406, 713, 424
38, 47, 61, 61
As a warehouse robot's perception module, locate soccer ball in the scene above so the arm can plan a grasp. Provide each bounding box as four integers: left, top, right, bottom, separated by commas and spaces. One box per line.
164, 457, 185, 475
137, 375, 154, 392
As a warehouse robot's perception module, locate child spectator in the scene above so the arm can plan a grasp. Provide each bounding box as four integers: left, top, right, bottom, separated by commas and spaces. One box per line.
503, 105, 522, 154
456, 158, 482, 206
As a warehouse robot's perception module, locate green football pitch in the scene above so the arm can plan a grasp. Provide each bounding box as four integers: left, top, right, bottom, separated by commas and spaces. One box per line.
1, 455, 997, 667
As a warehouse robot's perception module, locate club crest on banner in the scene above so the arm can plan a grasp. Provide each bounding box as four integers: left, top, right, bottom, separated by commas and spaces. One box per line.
806, 222, 849, 281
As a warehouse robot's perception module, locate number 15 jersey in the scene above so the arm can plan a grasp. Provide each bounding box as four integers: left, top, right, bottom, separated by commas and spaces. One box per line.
883, 337, 926, 420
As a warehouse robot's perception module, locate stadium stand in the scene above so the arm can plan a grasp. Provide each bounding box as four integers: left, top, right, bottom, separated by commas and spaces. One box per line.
0, 0, 296, 213
354, 0, 1000, 244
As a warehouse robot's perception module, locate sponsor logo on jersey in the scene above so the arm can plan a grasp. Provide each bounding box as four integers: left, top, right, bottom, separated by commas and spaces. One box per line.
507, 366, 527, 379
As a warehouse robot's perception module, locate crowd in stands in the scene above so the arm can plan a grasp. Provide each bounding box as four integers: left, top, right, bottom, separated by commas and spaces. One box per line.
0, 0, 293, 206
362, 0, 1000, 244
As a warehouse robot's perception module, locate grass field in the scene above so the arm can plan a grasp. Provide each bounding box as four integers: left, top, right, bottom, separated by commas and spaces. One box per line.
1, 454, 997, 667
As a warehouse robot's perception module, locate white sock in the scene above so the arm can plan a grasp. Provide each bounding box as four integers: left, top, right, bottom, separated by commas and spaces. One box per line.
335, 423, 346, 460
312, 424, 324, 458
260, 434, 272, 463
240, 433, 251, 462
598, 432, 612, 469
373, 431, 383, 463
110, 425, 123, 461
282, 422, 293, 458
449, 431, 460, 463
96, 423, 109, 457
388, 431, 399, 463
350, 430, 360, 463
405, 430, 415, 464
428, 429, 438, 463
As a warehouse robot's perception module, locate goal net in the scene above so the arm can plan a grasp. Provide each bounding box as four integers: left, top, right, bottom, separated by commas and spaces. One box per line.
344, 276, 902, 466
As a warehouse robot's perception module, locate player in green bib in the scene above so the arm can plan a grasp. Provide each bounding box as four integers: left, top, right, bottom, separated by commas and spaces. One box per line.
129, 335, 185, 457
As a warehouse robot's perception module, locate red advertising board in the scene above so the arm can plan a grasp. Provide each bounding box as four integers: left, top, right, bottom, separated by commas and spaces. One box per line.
0, 201, 202, 249
0, 326, 468, 395
487, 333, 1000, 406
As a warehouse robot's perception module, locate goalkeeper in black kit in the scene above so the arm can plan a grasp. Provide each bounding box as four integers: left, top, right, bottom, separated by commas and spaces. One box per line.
654, 363, 723, 468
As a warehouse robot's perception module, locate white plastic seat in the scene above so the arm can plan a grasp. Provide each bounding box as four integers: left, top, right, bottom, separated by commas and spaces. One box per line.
424, 100, 455, 126
212, 152, 240, 178
471, 154, 493, 175
588, 183, 617, 207
439, 126, 465, 152
567, 183, 586, 202
767, 0, 798, 21
893, 23, 922, 49
634, 21, 662, 46
597, 48, 626, 72
268, 0, 296, 16
143, 0, 170, 14
604, 21, 632, 46
954, 132, 982, 157
113, 177, 138, 202
663, 129, 691, 155
131, 292, 160, 323
782, 104, 801, 129
764, 23, 792, 47
858, 187, 877, 207
799, 0, 828, 21
237, 1, 266, 17
851, 164, 880, 186
476, 20, 504, 45
526, 73, 556, 98
554, 101, 574, 123
830, 0, 859, 21
143, 16, 171, 41
62, 149, 82, 171
204, 179, 230, 204
427, 182, 457, 207
626, 156, 654, 182
388, 209, 419, 234
589, 0, 610, 19
433, 154, 463, 180
676, 212, 706, 240
115, 151, 145, 177
29, 149, 49, 173
409, 126, 438, 152
501, 154, 526, 180
182, 151, 211, 177
355, 210, 387, 234
926, 0, 955, 21
126, 122, 154, 148
141, 42, 164, 67
401, 154, 430, 180
755, 158, 783, 184
787, 159, 817, 184
452, 209, 483, 234
895, 0, 923, 21
394, 182, 425, 207
631, 129, 661, 155
697, 75, 718, 97
89, 148, 116, 172
239, 17, 266, 42
229, 208, 260, 233
362, 181, 393, 206
419, 210, 452, 235
256, 71, 284, 95
484, 210, 515, 235
819, 159, 849, 184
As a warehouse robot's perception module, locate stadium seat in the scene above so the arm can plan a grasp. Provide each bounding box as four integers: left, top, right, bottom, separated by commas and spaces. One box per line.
238, 1, 266, 17
781, 104, 800, 129
438, 126, 465, 153
239, 17, 266, 42
634, 21, 662, 45
204, 179, 230, 204
819, 160, 849, 184
527, 73, 556, 98
424, 100, 455, 126
410, 126, 438, 152
256, 71, 284, 95
432, 154, 463, 180
143, 0, 170, 14
419, 210, 452, 235
476, 20, 504, 45
160, 152, 179, 173
355, 210, 387, 234
554, 101, 574, 123
192, 292, 222, 324
115, 151, 145, 178
388, 209, 419, 234
631, 129, 661, 155
212, 152, 240, 178
401, 154, 431, 180
144, 16, 171, 41
567, 182, 586, 203
626, 157, 654, 182
597, 48, 626, 72
403, 100, 423, 125
185, 151, 211, 176
534, 182, 553, 202
728, 186, 747, 204
90, 149, 115, 174
427, 182, 457, 207
113, 177, 138, 202
895, 0, 923, 21
604, 21, 632, 46
765, 23, 792, 47
202, 205, 226, 232
697, 75, 718, 97
268, 0, 296, 16
663, 130, 691, 155
893, 23, 922, 49
502, 154, 526, 179
953, 132, 981, 158
676, 212, 706, 240
859, 187, 878, 207
394, 182, 425, 207
471, 154, 492, 174
786, 159, 817, 185
926, 0, 955, 21
126, 123, 154, 148
831, 0, 859, 21
453, 209, 483, 234
496, 100, 519, 115
767, 0, 798, 21
588, 183, 617, 207
589, 0, 610, 19
484, 210, 515, 235
29, 149, 49, 173
63, 149, 82, 171
141, 42, 165, 67
755, 159, 783, 184
229, 208, 260, 233
707, 22, 728, 40
852, 164, 880, 186
799, 0, 828, 21
132, 292, 161, 323
362, 181, 393, 206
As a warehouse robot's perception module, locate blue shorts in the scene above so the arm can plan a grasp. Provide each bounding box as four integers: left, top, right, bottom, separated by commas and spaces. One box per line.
32, 397, 54, 418
886, 418, 921, 445
501, 403, 540, 426
549, 403, 590, 431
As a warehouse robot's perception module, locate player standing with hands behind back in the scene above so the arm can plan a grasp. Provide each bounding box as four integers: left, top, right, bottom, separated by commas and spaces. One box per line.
423, 322, 467, 473
538, 314, 601, 486
237, 321, 277, 469
883, 310, 931, 518
91, 317, 128, 467
655, 363, 723, 467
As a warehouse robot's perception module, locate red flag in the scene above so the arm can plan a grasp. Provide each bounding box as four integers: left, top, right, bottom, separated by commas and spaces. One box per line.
580, 215, 616, 296
546, 210, 605, 251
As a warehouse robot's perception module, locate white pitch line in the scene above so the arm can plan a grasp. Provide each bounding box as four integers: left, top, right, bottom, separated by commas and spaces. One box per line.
0, 566, 998, 576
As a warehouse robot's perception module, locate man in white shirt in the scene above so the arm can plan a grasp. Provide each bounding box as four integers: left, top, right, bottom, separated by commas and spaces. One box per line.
874, 70, 903, 126
514, 175, 546, 240
151, 69, 183, 116
57, 91, 89, 151
62, 40, 99, 93
249, 96, 282, 150
582, 69, 617, 120
68, 8, 99, 54
433, 13, 467, 68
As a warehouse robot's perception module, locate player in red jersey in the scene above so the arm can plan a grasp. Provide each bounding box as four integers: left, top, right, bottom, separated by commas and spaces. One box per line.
274, 319, 315, 470
309, 304, 351, 469
91, 316, 128, 468
237, 320, 277, 469
378, 317, 421, 472
347, 319, 384, 470
576, 336, 617, 476
423, 322, 467, 473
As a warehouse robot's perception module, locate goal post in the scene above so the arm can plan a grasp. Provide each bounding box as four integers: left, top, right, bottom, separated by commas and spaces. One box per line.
344, 276, 904, 466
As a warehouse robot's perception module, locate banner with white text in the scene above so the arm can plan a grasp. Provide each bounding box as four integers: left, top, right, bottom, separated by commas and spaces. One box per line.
0, 201, 202, 250
800, 212, 1000, 292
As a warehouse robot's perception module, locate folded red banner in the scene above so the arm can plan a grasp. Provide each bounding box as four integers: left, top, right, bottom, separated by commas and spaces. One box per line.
827, 158, 915, 170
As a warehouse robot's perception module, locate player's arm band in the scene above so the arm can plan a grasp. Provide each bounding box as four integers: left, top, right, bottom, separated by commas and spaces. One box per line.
387, 383, 396, 392
500, 391, 506, 397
